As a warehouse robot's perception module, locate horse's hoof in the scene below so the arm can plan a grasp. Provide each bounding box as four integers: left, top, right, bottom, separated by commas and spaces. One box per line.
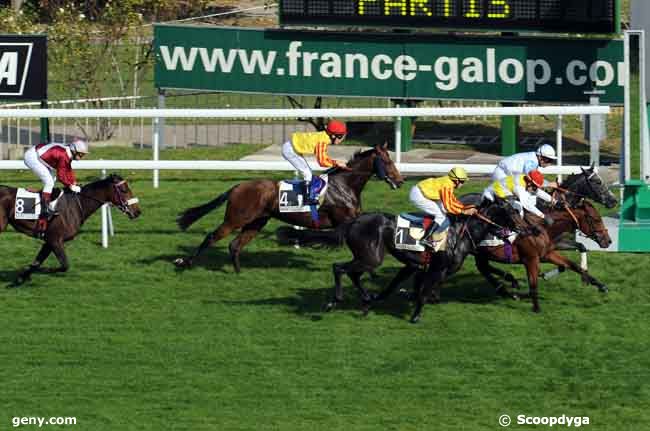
174, 257, 192, 268
598, 285, 609, 293
532, 306, 541, 313
322, 301, 335, 312
410, 314, 421, 324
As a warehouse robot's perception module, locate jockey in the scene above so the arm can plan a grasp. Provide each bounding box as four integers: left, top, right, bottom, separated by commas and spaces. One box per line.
23, 137, 89, 234
492, 144, 559, 188
482, 169, 553, 225
409, 167, 478, 248
281, 120, 349, 205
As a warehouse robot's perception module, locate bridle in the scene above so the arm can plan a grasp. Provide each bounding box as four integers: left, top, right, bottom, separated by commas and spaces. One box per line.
111, 180, 139, 217
557, 194, 607, 244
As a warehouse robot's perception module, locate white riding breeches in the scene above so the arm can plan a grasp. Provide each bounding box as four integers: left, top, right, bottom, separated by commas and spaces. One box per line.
281, 140, 312, 182
24, 146, 56, 193
409, 185, 450, 230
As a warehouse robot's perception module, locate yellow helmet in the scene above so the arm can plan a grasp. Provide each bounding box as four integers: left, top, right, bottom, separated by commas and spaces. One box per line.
448, 166, 469, 182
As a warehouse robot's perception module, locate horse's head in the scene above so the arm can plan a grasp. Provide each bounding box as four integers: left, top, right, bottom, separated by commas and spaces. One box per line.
573, 199, 612, 248
562, 164, 617, 209
345, 143, 404, 189
370, 142, 405, 189
106, 174, 141, 219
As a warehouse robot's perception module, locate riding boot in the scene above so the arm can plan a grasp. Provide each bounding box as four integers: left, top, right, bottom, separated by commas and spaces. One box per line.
35, 192, 51, 238
419, 221, 439, 248
304, 178, 321, 206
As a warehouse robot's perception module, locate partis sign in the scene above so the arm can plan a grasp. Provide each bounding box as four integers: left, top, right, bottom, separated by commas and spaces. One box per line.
0, 35, 46, 100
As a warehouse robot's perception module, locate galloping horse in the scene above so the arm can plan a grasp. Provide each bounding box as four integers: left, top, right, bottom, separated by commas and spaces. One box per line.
277, 202, 520, 322
174, 143, 404, 272
0, 174, 141, 285
473, 198, 612, 313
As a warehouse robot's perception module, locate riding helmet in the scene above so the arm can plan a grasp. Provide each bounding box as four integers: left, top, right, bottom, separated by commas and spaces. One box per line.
448, 166, 469, 182
526, 169, 545, 188
326, 120, 347, 135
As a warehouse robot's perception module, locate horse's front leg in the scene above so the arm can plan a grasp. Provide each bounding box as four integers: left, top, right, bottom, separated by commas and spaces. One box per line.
542, 238, 587, 280
522, 257, 541, 313
11, 243, 54, 286
543, 251, 608, 293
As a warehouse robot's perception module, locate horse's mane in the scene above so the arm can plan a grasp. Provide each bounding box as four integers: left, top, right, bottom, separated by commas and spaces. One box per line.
82, 173, 124, 190
348, 147, 375, 163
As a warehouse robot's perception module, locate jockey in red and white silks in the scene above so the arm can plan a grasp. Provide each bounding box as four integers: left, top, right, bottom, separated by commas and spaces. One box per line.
23, 138, 89, 233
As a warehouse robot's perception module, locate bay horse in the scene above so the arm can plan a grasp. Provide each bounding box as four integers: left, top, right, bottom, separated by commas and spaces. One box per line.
276, 201, 521, 322
174, 143, 404, 273
0, 174, 141, 286
458, 164, 617, 288
473, 198, 612, 313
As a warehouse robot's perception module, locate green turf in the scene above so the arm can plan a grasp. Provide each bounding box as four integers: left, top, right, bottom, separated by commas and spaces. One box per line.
0, 146, 648, 430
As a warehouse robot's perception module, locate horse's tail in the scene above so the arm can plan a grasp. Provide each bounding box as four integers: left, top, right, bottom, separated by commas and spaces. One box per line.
276, 222, 350, 249
177, 186, 235, 231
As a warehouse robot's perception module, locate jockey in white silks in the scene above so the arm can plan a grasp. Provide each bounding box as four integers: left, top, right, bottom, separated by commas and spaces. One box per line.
492, 144, 559, 189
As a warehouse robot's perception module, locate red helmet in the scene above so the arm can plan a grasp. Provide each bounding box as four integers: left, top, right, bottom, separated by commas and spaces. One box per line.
526, 170, 544, 188
326, 120, 347, 135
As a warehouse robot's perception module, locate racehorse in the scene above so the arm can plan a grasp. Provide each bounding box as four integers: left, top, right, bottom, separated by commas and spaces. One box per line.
472, 198, 612, 313
0, 174, 141, 286
277, 201, 520, 322
278, 166, 615, 322
174, 143, 404, 273
458, 164, 617, 286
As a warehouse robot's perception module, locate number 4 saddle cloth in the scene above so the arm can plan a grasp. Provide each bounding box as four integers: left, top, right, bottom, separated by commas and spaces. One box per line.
278, 174, 329, 213
395, 213, 449, 252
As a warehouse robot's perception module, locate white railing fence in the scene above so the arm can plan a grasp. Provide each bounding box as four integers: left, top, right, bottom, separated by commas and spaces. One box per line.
0, 106, 611, 247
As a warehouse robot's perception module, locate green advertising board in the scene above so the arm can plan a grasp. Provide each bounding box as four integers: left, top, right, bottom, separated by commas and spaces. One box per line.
155, 25, 624, 104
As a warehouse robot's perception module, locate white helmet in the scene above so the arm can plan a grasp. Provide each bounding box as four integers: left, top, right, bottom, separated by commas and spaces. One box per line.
71, 138, 89, 154
536, 144, 557, 160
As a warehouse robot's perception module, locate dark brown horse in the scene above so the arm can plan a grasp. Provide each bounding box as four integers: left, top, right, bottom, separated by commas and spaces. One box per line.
174, 143, 404, 272
0, 174, 141, 286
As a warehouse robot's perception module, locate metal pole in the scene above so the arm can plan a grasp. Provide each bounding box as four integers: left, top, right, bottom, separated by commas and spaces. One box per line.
589, 95, 601, 167
395, 116, 402, 164
639, 30, 650, 182
624, 31, 631, 182
556, 115, 563, 182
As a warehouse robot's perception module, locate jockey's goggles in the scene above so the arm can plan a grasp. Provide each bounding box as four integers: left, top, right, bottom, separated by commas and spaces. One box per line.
332, 134, 345, 140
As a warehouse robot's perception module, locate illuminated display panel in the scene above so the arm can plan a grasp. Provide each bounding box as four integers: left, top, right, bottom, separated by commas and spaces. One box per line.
279, 0, 617, 34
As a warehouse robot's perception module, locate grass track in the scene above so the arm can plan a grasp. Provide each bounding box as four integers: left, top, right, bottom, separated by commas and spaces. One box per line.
0, 146, 648, 430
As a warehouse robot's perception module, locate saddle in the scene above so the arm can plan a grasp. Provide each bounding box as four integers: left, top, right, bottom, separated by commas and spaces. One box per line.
278, 174, 329, 214
395, 213, 448, 252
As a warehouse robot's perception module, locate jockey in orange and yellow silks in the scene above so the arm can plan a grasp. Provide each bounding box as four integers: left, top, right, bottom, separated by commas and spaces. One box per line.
281, 120, 349, 204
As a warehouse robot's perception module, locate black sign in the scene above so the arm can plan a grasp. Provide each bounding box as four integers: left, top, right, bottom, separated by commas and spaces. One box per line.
0, 35, 47, 100
279, 0, 617, 34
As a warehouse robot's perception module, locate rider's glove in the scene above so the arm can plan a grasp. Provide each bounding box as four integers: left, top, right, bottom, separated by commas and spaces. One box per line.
69, 184, 81, 193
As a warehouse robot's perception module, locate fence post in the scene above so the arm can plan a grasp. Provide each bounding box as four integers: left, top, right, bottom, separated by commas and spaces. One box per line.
101, 167, 109, 248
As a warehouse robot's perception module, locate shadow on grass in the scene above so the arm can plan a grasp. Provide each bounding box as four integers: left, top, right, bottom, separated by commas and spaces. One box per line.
139, 245, 322, 273
216, 270, 519, 322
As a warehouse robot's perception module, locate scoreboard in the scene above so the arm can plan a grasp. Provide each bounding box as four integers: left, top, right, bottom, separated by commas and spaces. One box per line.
279, 0, 618, 34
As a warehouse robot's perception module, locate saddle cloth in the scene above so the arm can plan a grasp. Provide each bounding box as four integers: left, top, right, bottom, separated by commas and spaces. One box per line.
478, 232, 519, 247
278, 174, 329, 213
395, 213, 448, 252
14, 189, 41, 220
